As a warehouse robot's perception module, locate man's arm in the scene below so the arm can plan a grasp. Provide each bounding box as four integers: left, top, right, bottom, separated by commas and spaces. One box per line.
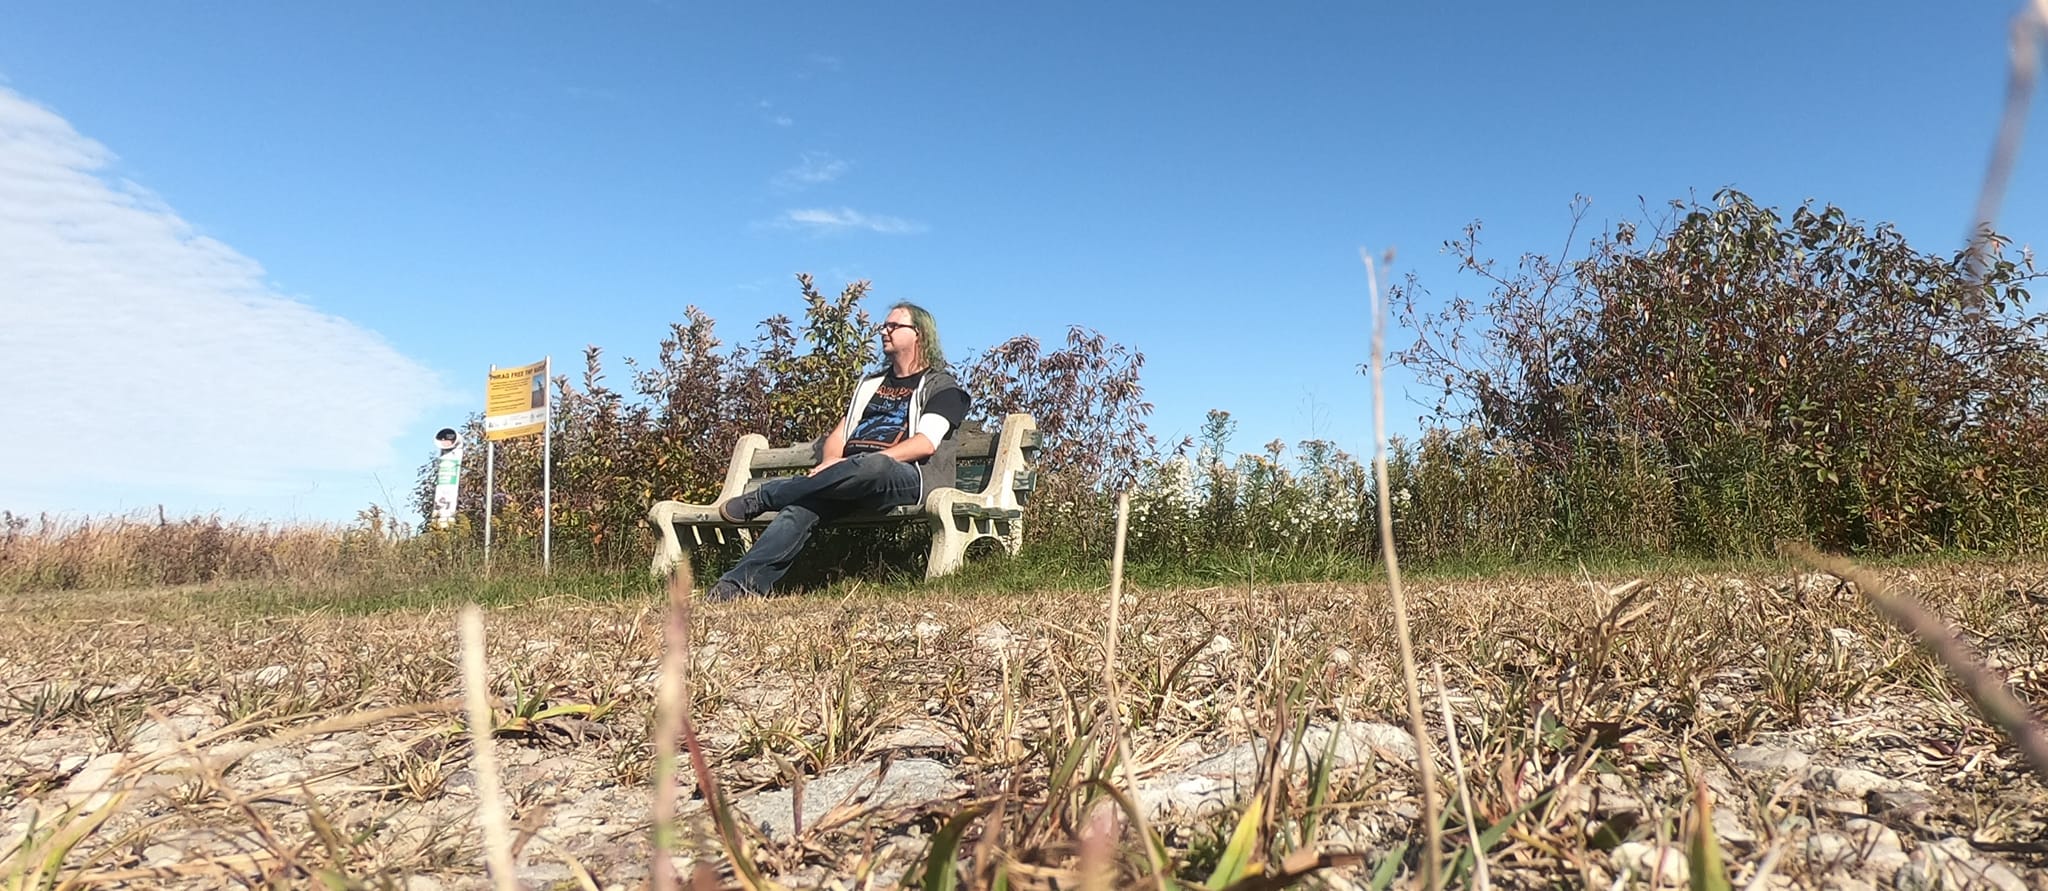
875, 389, 967, 464
820, 419, 847, 462
809, 419, 848, 475
875, 433, 938, 464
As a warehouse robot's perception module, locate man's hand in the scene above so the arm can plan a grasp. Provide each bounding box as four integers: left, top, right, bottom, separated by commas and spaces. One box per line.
808, 456, 846, 477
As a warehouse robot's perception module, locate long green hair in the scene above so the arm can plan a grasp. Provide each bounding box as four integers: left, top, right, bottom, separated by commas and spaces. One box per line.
891, 301, 946, 372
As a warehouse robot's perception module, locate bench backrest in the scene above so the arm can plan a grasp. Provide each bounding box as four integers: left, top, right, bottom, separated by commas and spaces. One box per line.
734, 418, 1039, 505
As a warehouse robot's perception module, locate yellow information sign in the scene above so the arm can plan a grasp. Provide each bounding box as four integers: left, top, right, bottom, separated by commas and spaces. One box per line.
484, 359, 549, 441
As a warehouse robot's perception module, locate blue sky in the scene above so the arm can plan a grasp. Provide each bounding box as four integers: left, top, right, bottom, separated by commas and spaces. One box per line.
2, 2, 2041, 523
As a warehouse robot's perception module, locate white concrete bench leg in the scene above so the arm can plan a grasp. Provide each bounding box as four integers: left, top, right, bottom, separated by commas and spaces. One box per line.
646, 503, 688, 578
925, 514, 975, 580
1002, 519, 1024, 557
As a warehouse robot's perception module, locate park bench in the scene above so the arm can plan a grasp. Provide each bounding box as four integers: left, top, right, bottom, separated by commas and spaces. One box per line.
646, 412, 1040, 581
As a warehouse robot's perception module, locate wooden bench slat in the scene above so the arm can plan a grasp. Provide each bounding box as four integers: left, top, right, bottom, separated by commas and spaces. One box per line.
749, 432, 1004, 473
952, 504, 1023, 520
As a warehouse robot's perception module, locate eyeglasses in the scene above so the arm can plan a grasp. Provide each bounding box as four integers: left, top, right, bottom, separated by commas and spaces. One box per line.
878, 322, 916, 335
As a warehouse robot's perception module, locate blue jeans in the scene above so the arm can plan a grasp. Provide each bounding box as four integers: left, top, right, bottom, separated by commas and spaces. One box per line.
719, 452, 922, 595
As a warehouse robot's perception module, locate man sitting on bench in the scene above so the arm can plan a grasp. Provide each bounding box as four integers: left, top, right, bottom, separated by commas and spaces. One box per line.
706, 301, 972, 601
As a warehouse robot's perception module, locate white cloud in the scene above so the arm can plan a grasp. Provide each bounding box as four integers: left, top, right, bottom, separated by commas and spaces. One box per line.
776, 207, 927, 235
755, 99, 794, 128
771, 153, 849, 191
0, 88, 448, 512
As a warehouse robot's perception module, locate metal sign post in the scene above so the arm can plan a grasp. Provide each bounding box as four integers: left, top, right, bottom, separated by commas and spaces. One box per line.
484, 364, 496, 576
482, 357, 551, 572
542, 355, 552, 572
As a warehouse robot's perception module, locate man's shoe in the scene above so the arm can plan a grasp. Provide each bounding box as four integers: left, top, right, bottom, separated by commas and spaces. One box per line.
718, 490, 766, 524
705, 579, 752, 602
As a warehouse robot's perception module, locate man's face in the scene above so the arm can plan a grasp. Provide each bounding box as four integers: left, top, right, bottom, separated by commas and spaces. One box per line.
879, 308, 918, 358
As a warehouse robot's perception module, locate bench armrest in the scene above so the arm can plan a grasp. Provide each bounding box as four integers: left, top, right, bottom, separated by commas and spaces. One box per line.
984, 412, 1038, 513
716, 433, 771, 504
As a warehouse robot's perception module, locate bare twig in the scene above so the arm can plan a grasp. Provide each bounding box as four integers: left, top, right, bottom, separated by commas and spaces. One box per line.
1364, 247, 1442, 889
1965, 0, 2048, 277
1787, 544, 2048, 786
459, 605, 520, 891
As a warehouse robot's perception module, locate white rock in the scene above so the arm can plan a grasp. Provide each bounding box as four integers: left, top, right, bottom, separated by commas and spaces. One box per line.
1301, 721, 1418, 767
864, 721, 961, 757
1835, 819, 1910, 878
1808, 766, 1917, 798
1974, 861, 2032, 891
23, 734, 93, 759
1792, 572, 1837, 594
1711, 806, 1756, 847
1613, 841, 1689, 886
1134, 722, 1416, 821
733, 758, 964, 840
1199, 635, 1234, 658
1817, 797, 1868, 816
1729, 744, 1809, 774
1926, 839, 2028, 891
1806, 831, 1856, 864
1843, 818, 1905, 854
516, 863, 573, 884
1555, 781, 1646, 820
62, 753, 126, 811
1133, 771, 1243, 820
971, 622, 1018, 657
81, 677, 143, 702
1892, 839, 2027, 891
131, 714, 216, 757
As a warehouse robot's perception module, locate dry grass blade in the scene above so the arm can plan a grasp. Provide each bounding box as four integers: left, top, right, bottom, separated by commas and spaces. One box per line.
662, 568, 778, 890
1432, 664, 1487, 891
1102, 490, 1171, 887
460, 605, 521, 891
150, 711, 309, 882
1217, 847, 1368, 891
1206, 792, 1266, 889
1687, 775, 1731, 891
511, 834, 603, 891
651, 566, 692, 891
0, 786, 131, 889
1363, 247, 1441, 889
1786, 544, 2048, 786
919, 803, 989, 891
1966, 0, 2048, 275
68, 851, 278, 886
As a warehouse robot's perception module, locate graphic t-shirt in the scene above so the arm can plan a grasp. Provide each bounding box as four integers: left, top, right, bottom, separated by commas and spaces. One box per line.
843, 370, 969, 458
